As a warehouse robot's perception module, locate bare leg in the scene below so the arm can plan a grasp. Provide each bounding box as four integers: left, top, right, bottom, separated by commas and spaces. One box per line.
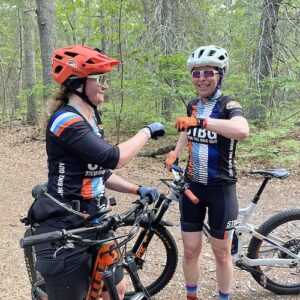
210, 236, 233, 293
181, 231, 203, 297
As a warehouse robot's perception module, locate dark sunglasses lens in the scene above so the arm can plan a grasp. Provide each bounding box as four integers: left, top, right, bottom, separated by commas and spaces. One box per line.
192, 71, 201, 78
204, 71, 215, 78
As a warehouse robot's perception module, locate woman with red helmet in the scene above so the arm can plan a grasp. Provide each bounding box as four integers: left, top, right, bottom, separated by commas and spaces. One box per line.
31, 45, 165, 300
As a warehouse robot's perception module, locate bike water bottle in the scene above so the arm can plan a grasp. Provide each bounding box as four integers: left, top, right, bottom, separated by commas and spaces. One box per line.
231, 232, 238, 255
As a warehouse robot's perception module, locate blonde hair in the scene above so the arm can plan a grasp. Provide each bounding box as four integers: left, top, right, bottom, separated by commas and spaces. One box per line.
47, 86, 71, 115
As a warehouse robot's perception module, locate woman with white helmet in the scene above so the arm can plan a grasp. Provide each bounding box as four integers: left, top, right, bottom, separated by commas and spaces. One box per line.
166, 45, 249, 300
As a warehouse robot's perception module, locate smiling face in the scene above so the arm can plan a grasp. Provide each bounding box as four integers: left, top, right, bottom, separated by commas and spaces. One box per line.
85, 75, 108, 106
192, 66, 221, 100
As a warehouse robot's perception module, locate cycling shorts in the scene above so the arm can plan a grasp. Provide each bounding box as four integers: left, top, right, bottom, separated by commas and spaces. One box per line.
34, 220, 124, 300
180, 181, 239, 240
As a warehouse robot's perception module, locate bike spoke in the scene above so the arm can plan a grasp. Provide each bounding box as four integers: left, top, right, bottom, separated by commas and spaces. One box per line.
254, 218, 300, 288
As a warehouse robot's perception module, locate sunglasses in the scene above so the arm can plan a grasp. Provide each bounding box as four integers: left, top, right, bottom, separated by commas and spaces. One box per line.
191, 70, 219, 79
87, 74, 107, 85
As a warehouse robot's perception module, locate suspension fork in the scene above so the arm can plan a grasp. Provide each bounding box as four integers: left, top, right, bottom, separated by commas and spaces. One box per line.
131, 194, 171, 261
123, 255, 147, 293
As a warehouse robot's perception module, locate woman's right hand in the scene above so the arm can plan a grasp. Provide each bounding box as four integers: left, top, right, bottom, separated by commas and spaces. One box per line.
165, 151, 178, 171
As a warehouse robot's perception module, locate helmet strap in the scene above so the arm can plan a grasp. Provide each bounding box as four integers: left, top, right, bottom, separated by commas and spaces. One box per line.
69, 78, 103, 126
207, 72, 223, 101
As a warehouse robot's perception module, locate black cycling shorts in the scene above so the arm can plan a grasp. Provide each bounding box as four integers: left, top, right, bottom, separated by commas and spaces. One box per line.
180, 181, 239, 240
34, 220, 124, 300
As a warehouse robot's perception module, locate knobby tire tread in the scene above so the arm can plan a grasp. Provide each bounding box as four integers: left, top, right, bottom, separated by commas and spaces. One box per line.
122, 221, 178, 299
247, 209, 300, 295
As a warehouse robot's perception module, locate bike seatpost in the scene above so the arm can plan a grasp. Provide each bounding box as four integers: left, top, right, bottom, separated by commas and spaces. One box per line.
252, 176, 271, 204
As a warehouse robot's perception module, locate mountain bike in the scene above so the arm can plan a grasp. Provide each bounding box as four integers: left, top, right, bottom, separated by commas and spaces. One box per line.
169, 164, 300, 295
20, 196, 155, 300
21, 182, 180, 300
22, 165, 300, 298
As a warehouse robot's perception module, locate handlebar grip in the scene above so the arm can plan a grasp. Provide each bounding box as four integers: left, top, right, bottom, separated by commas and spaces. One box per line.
139, 196, 151, 206
20, 230, 63, 248
184, 189, 199, 204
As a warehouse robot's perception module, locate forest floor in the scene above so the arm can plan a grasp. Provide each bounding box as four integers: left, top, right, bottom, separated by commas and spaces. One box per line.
0, 123, 299, 300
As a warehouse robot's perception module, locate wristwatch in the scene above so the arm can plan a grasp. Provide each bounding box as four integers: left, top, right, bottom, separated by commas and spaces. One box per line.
196, 117, 207, 129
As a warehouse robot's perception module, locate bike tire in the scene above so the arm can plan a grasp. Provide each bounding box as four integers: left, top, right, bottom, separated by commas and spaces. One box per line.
23, 228, 47, 300
247, 209, 300, 295
119, 221, 178, 299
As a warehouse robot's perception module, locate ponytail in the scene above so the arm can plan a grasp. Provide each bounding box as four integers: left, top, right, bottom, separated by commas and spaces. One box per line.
48, 86, 70, 115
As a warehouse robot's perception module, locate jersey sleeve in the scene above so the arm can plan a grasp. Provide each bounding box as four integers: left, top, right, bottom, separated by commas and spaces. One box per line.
48, 111, 120, 170
222, 98, 245, 119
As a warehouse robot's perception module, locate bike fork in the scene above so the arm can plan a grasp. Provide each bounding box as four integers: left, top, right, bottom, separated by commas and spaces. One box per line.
124, 256, 151, 299
103, 270, 120, 300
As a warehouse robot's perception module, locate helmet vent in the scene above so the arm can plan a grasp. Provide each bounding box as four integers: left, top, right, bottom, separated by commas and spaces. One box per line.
218, 55, 225, 60
198, 50, 204, 58
208, 50, 216, 56
55, 55, 63, 60
86, 59, 95, 64
54, 66, 63, 74
64, 51, 78, 58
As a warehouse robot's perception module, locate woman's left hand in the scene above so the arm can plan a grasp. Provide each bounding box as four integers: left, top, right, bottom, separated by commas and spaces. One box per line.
137, 186, 159, 204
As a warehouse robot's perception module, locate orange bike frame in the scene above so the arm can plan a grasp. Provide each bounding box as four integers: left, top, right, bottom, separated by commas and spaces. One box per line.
86, 240, 121, 300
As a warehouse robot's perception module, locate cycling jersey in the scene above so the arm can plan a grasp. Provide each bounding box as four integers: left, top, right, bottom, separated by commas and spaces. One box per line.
186, 93, 244, 185
46, 105, 120, 200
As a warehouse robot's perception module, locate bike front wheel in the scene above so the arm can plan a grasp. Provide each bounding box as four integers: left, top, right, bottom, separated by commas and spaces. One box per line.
116, 221, 178, 299
247, 209, 300, 295
23, 228, 47, 300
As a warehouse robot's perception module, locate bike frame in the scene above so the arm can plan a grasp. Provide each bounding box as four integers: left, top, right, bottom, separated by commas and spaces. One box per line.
86, 238, 148, 300
202, 175, 300, 269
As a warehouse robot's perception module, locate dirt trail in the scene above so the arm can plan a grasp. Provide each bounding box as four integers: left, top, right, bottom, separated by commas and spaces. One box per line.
0, 125, 299, 299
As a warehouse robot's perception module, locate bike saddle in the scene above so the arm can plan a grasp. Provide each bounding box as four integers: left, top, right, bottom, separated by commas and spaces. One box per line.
250, 169, 290, 179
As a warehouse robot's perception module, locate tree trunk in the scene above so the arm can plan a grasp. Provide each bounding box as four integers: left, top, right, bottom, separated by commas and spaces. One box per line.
15, 5, 23, 112
255, 0, 283, 107
36, 0, 56, 115
22, 0, 38, 125
161, 0, 179, 119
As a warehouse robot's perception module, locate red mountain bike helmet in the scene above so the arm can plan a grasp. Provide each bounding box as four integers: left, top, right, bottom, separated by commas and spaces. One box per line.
52, 45, 120, 84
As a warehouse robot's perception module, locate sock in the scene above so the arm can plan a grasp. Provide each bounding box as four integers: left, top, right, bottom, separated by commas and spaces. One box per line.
219, 290, 230, 300
186, 282, 198, 300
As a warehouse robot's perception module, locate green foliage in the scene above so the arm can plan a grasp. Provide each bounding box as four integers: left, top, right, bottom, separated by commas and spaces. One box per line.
237, 121, 300, 168
0, 0, 299, 168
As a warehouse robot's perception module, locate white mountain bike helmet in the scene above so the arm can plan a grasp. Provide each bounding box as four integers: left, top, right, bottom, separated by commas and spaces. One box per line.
186, 45, 229, 73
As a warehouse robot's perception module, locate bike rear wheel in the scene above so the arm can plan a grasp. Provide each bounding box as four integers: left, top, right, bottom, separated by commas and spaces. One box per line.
247, 209, 300, 295
117, 221, 178, 299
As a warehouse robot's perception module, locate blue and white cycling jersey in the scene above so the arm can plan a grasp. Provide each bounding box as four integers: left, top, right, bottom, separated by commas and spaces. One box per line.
186, 93, 245, 185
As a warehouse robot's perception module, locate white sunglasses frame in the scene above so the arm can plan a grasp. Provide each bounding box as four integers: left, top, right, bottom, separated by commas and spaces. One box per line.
86, 74, 107, 85
191, 70, 219, 79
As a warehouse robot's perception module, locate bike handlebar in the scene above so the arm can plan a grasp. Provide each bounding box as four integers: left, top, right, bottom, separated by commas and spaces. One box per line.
164, 164, 199, 204
20, 230, 64, 247
20, 196, 151, 248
